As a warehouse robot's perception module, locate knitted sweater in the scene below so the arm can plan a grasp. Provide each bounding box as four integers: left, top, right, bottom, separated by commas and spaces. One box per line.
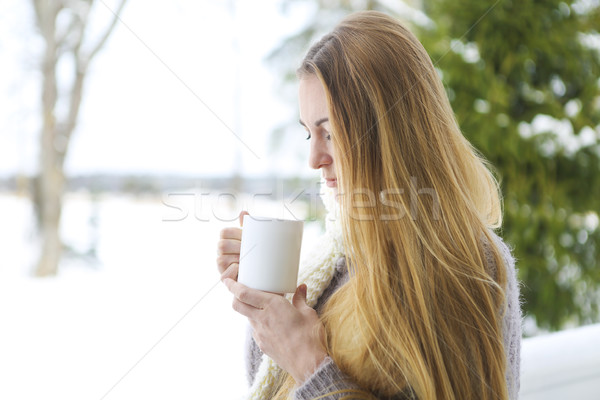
244, 231, 522, 399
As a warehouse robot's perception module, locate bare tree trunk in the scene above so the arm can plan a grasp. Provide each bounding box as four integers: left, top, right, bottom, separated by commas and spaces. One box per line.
35, 1, 62, 276
32, 0, 127, 276
36, 120, 66, 276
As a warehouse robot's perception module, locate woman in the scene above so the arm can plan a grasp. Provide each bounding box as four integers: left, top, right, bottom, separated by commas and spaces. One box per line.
217, 11, 521, 400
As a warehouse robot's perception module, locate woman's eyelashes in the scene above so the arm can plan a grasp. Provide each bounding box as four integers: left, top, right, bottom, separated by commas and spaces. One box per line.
304, 130, 331, 141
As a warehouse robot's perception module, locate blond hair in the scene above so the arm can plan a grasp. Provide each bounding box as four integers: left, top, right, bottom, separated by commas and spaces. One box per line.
275, 11, 508, 399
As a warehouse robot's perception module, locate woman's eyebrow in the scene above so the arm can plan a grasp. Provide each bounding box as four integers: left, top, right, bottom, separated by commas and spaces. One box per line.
298, 117, 329, 127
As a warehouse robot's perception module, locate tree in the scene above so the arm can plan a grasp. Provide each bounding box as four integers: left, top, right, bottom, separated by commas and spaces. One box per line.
32, 0, 127, 276
272, 0, 600, 331
419, 0, 600, 331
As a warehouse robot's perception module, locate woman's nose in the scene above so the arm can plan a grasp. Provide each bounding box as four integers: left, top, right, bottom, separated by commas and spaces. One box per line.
308, 137, 333, 170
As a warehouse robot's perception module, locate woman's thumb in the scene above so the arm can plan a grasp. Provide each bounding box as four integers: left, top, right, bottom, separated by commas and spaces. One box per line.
239, 211, 250, 227
292, 284, 308, 308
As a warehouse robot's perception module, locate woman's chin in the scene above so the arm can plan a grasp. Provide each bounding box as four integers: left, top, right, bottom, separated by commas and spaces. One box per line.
325, 179, 338, 188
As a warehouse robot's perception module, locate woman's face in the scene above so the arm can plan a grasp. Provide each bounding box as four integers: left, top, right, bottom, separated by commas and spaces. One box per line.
298, 76, 337, 192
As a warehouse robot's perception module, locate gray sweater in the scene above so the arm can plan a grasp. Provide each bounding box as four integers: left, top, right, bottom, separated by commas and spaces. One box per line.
245, 232, 522, 399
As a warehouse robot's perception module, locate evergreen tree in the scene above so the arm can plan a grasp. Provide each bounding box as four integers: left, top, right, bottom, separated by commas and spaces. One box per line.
419, 0, 600, 331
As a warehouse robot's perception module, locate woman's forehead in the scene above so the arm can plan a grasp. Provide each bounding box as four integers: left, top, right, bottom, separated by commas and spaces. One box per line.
298, 77, 329, 126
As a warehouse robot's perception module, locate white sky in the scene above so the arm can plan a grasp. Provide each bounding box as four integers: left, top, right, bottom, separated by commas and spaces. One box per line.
4, 1, 597, 180
0, 0, 317, 178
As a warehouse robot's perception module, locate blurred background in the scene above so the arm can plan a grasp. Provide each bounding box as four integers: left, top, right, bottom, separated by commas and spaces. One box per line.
0, 0, 598, 399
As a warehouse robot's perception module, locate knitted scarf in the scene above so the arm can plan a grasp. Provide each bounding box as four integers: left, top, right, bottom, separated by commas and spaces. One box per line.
247, 184, 345, 400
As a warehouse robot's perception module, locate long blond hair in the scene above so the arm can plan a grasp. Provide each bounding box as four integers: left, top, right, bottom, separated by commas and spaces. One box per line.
275, 11, 508, 399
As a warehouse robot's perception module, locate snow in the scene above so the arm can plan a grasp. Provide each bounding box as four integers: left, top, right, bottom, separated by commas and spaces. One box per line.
517, 114, 600, 157
520, 323, 600, 399
4, 192, 600, 399
0, 193, 322, 400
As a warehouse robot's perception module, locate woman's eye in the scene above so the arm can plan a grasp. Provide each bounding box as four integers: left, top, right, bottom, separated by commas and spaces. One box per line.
304, 130, 330, 140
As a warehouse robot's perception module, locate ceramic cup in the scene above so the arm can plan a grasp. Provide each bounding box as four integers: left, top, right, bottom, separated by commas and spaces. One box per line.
237, 215, 304, 293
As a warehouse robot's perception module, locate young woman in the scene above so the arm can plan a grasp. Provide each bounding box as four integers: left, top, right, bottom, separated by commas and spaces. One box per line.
217, 11, 521, 400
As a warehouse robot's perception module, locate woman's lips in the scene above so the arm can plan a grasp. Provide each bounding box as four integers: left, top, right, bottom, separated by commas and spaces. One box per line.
325, 178, 337, 188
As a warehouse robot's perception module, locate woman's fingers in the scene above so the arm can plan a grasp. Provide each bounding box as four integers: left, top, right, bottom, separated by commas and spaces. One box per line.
216, 253, 239, 273
220, 263, 239, 281
224, 278, 272, 315
217, 238, 241, 256
231, 296, 259, 319
216, 227, 242, 276
219, 227, 242, 240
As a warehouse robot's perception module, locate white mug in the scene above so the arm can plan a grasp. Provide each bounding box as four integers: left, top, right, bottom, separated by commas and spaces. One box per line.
237, 215, 304, 293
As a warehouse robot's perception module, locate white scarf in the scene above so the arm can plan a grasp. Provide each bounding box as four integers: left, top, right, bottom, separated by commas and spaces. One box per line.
247, 184, 345, 400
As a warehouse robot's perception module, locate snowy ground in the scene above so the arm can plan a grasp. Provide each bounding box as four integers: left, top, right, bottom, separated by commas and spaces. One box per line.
5, 191, 599, 400
0, 192, 323, 400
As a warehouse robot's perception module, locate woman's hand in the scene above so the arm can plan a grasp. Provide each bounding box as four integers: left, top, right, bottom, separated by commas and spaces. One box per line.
224, 278, 328, 384
216, 211, 248, 281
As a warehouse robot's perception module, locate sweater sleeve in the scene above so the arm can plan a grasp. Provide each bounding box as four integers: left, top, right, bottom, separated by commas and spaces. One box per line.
293, 357, 364, 400
491, 233, 522, 400
244, 324, 263, 386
